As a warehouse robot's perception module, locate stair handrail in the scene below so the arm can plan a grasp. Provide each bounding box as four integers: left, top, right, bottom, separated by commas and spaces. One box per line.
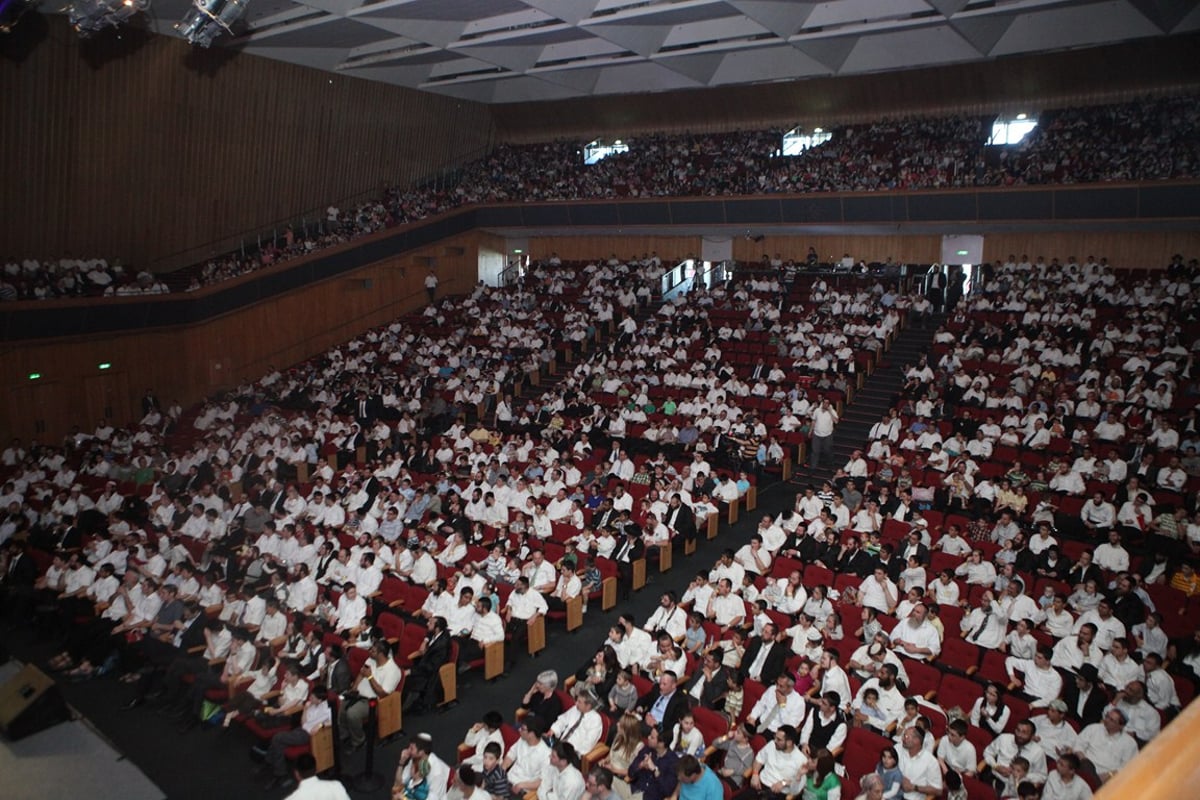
660, 258, 733, 303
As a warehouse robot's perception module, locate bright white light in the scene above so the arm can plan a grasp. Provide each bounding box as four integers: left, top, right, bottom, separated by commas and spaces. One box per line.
583, 139, 629, 165
781, 126, 832, 156
989, 116, 1038, 145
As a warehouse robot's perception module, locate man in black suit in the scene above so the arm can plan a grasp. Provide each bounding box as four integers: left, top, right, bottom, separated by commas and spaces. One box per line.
325, 643, 353, 696
1066, 551, 1102, 588
739, 624, 787, 685
611, 528, 646, 600
637, 670, 688, 737
664, 494, 697, 549
836, 536, 874, 578
403, 616, 453, 713
1062, 663, 1108, 728
1, 540, 38, 623
336, 425, 366, 467
898, 530, 930, 567
123, 600, 210, 709
350, 389, 380, 429
682, 650, 729, 710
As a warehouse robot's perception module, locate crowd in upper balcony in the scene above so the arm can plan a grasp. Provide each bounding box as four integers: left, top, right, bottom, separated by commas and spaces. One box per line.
4, 93, 1197, 302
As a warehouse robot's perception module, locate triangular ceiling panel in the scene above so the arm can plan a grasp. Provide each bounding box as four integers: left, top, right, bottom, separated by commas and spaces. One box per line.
522, 0, 602, 26
354, 16, 467, 48
1175, 3, 1200, 31
1126, 0, 1197, 32
592, 62, 705, 95
55, 1, 1194, 101
841, 26, 983, 73
654, 52, 727, 85
991, 1, 1163, 55
451, 43, 544, 73
726, 0, 818, 39
710, 44, 830, 85
528, 66, 603, 94
490, 75, 589, 103
791, 37, 858, 73
948, 14, 1018, 56
237, 45, 352, 70
584, 22, 673, 57
927, 0, 970, 16
283, 0, 357, 15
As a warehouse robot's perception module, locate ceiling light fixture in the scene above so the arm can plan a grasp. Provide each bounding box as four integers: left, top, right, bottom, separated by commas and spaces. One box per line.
66, 0, 149, 38
176, 0, 247, 48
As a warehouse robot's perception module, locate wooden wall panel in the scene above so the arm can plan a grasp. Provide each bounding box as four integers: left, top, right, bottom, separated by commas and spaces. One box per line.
526, 236, 702, 263
492, 35, 1200, 143
980, 231, 1200, 268
526, 235, 943, 265
525, 232, 1199, 269
0, 230, 486, 442
0, 17, 493, 271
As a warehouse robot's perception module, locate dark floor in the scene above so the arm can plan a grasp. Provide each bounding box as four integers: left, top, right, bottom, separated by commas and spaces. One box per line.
3, 474, 815, 800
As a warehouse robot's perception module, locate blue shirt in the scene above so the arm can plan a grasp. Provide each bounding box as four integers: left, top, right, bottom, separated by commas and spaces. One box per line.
679, 766, 723, 800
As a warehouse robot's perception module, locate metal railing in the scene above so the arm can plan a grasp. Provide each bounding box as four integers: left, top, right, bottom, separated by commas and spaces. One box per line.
146, 143, 495, 278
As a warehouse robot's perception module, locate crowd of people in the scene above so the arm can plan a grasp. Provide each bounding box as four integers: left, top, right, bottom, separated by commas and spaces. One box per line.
0, 256, 170, 301
7, 93, 1197, 303
0, 244, 1197, 800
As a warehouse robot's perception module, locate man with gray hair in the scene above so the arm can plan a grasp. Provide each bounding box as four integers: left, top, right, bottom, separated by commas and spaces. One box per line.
550, 689, 604, 755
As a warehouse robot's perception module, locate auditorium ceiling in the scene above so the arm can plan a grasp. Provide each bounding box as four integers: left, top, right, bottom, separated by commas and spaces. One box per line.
139, 0, 1200, 102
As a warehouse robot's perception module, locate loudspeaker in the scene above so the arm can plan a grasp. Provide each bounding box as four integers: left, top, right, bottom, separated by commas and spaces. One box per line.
0, 664, 70, 741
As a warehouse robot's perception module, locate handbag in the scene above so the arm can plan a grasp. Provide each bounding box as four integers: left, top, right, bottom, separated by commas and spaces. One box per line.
200, 700, 225, 726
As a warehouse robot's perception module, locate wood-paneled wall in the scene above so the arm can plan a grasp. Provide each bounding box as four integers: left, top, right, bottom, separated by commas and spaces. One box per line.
527, 235, 943, 265
529, 236, 703, 263
526, 232, 1200, 269
0, 230, 487, 442
0, 17, 493, 270
493, 34, 1200, 143
980, 231, 1200, 268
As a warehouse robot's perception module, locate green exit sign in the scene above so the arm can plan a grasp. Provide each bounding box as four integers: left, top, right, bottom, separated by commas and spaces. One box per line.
956, 250, 969, 256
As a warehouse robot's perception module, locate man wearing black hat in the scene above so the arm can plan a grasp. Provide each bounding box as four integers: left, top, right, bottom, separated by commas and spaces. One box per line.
1062, 664, 1107, 728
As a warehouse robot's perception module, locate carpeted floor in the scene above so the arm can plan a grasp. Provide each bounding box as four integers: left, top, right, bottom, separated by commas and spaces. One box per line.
2, 476, 801, 800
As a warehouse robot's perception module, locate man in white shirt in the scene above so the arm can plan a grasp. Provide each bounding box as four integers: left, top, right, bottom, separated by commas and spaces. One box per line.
890, 603, 941, 660
505, 719, 552, 794
1006, 645, 1064, 708
328, 583, 368, 638
983, 718, 1049, 785
644, 592, 687, 641
260, 687, 333, 789
858, 567, 898, 614
1041, 752, 1093, 800
1034, 701, 1079, 762
541, 741, 585, 800
897, 725, 943, 800
1091, 531, 1129, 573
706, 579, 746, 631
549, 691, 604, 756
504, 577, 549, 657
960, 592, 1007, 650
1073, 601, 1126, 653
750, 725, 808, 796
339, 640, 403, 750
852, 664, 905, 732
935, 719, 977, 779
746, 673, 806, 734
808, 399, 838, 470
1071, 709, 1139, 783
460, 596, 505, 666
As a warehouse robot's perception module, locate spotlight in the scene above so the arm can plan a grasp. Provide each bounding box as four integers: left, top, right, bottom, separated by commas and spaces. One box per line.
66, 0, 148, 38
0, 0, 40, 34
176, 0, 247, 47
